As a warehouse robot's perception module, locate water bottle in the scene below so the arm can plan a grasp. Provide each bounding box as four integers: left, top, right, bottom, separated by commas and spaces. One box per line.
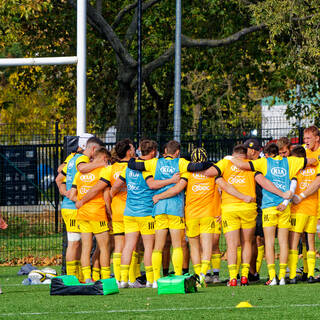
22, 278, 31, 285
31, 278, 42, 285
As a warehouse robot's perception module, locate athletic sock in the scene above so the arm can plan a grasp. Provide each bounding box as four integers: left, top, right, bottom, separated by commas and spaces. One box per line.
172, 247, 183, 276
92, 267, 100, 281
81, 266, 91, 281
145, 266, 154, 284
100, 266, 111, 279
228, 264, 237, 280
236, 246, 242, 275
307, 251, 316, 278
120, 264, 129, 283
241, 263, 250, 278
211, 253, 221, 272
267, 264, 276, 280
256, 245, 264, 273
152, 250, 162, 282
113, 252, 122, 282
200, 260, 211, 275
129, 251, 139, 283
193, 264, 201, 275
279, 263, 287, 280
75, 260, 84, 282
303, 243, 308, 274
66, 261, 78, 276
289, 249, 298, 279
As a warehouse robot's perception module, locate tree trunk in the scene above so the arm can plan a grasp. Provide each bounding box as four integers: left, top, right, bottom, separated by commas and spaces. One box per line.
116, 79, 135, 140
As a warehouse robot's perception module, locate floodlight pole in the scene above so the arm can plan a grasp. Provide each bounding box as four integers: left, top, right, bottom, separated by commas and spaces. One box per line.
137, 0, 142, 144
173, 0, 181, 142
77, 0, 87, 136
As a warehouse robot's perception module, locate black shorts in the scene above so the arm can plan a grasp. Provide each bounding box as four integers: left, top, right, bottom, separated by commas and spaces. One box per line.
255, 212, 264, 237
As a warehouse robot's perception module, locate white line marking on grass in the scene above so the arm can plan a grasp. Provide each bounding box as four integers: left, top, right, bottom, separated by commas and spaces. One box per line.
1, 304, 320, 317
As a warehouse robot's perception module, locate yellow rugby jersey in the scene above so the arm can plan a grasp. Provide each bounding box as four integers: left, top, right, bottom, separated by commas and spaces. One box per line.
305, 145, 320, 161
184, 172, 220, 219
249, 156, 306, 179
73, 167, 109, 221
62, 153, 90, 176
105, 161, 128, 222
215, 158, 256, 210
63, 152, 76, 164
119, 159, 152, 181
143, 156, 190, 176
291, 165, 318, 216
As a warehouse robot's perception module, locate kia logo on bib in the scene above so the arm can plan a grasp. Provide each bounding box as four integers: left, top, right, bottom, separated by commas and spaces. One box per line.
231, 165, 242, 172
271, 167, 287, 177
193, 173, 206, 179
300, 168, 315, 176
228, 176, 246, 184
192, 184, 210, 192
129, 171, 139, 178
160, 166, 176, 175
80, 173, 95, 182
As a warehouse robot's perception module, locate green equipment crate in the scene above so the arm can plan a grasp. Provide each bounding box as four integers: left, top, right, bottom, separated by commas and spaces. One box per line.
157, 274, 198, 295
50, 275, 119, 295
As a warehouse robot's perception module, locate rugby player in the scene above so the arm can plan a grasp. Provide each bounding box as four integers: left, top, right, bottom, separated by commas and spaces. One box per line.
287, 146, 318, 283
55, 136, 105, 278
276, 137, 291, 157
69, 147, 111, 283
230, 143, 317, 285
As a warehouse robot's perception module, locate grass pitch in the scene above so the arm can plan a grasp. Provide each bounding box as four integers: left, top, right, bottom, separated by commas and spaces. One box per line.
1, 264, 320, 320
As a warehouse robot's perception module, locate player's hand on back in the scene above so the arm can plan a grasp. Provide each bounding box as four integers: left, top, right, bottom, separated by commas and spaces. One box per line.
153, 194, 161, 204
171, 172, 180, 184
243, 195, 255, 203
283, 190, 293, 200
292, 194, 301, 205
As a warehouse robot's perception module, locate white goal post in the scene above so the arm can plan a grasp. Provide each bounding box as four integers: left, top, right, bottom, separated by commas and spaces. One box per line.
0, 0, 87, 136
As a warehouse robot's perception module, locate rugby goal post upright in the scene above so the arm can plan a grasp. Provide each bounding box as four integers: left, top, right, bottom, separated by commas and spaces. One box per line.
0, 0, 87, 136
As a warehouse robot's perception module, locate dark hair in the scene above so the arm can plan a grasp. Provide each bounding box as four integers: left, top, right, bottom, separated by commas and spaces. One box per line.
233, 145, 247, 156
165, 140, 181, 154
93, 147, 111, 159
264, 143, 279, 156
86, 136, 105, 147
140, 140, 158, 156
276, 137, 291, 149
290, 145, 306, 158
115, 138, 133, 159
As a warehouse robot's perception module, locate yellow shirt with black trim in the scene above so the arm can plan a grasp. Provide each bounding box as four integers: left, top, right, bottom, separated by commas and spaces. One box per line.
61, 153, 90, 176
249, 156, 306, 179
72, 166, 109, 221
215, 158, 257, 212
105, 161, 128, 222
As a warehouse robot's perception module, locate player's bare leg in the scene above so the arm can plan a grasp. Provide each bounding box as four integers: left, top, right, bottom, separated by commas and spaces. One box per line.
80, 232, 93, 283
263, 226, 277, 284
225, 229, 240, 285
95, 231, 110, 279
152, 228, 168, 285
169, 228, 184, 276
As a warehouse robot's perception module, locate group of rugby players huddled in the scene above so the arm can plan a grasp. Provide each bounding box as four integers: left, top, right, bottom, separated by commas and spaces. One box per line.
55, 125, 320, 288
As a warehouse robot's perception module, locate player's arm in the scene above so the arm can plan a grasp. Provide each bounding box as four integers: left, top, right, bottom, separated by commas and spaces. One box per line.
277, 179, 298, 211
110, 177, 126, 198
128, 158, 146, 171
57, 162, 67, 173
146, 172, 180, 190
229, 157, 251, 170
153, 179, 188, 204
66, 186, 77, 202
55, 172, 67, 196
76, 180, 110, 208
103, 187, 112, 219
77, 159, 106, 173
306, 157, 318, 167
215, 177, 254, 203
293, 175, 320, 204
254, 173, 292, 199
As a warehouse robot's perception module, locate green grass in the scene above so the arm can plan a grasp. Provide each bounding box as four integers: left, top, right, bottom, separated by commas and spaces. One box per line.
2, 263, 320, 319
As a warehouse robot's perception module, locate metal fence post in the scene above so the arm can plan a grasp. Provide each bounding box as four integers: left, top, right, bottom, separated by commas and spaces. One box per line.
54, 121, 60, 233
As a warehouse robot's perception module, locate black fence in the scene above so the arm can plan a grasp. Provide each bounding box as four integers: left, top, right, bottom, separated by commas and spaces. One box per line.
0, 118, 312, 263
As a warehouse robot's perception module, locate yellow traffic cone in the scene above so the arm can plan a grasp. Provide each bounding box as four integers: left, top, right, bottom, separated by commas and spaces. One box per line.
236, 301, 253, 308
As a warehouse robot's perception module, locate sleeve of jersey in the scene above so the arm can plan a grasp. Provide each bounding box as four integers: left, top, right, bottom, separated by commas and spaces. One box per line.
142, 171, 153, 181
181, 172, 189, 181
119, 167, 126, 182
99, 167, 111, 186
61, 164, 67, 176
214, 159, 226, 177
64, 153, 73, 164
128, 158, 146, 171
144, 158, 158, 174
186, 161, 213, 172
104, 166, 112, 185
76, 154, 90, 168
288, 157, 306, 179
179, 158, 190, 173
249, 158, 266, 174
